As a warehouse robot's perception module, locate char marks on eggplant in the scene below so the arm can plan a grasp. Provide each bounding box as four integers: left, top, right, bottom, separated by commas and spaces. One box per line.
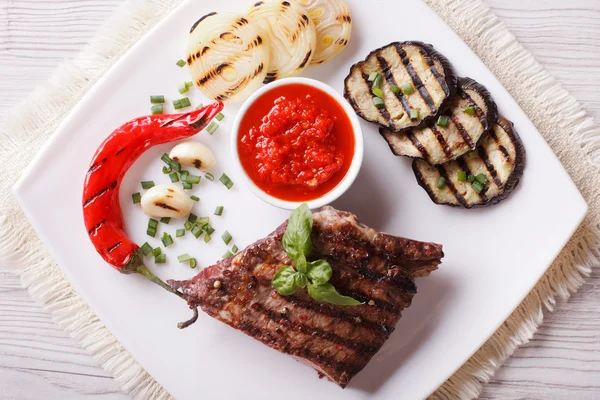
412, 116, 525, 208
168, 206, 443, 387
343, 41, 457, 132
381, 77, 498, 165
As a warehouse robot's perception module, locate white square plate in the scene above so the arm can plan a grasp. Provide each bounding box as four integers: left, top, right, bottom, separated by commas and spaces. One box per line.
14, 0, 587, 398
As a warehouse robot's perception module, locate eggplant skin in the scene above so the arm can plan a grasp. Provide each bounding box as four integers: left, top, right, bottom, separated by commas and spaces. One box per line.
343, 41, 458, 132
412, 115, 526, 209
380, 76, 498, 165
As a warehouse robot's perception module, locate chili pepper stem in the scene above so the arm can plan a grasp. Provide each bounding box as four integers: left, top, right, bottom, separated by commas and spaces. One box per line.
121, 250, 199, 329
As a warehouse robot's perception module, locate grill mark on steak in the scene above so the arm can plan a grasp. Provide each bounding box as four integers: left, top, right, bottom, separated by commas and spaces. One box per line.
169, 206, 443, 388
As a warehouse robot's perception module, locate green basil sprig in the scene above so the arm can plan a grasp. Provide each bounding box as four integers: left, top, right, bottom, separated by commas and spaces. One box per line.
272, 204, 362, 306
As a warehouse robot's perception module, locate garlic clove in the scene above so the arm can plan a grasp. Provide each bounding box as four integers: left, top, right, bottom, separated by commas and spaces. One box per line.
169, 141, 216, 171
140, 183, 193, 219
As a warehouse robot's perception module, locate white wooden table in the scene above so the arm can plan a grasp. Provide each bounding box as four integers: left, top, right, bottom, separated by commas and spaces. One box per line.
1, 1, 599, 398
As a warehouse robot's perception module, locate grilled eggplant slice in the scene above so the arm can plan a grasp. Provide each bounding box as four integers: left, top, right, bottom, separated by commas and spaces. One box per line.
412, 116, 526, 208
344, 41, 457, 132
381, 77, 498, 165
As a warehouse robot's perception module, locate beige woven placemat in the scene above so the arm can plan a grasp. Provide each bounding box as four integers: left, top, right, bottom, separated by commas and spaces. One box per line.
1, 0, 599, 398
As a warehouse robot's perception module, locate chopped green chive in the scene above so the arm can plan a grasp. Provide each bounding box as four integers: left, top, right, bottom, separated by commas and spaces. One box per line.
150, 95, 165, 104
373, 97, 385, 109
475, 173, 489, 185
180, 170, 189, 181
221, 231, 232, 245
176, 59, 186, 67
390, 84, 400, 94
472, 181, 484, 193
161, 232, 174, 247
186, 81, 193, 88
223, 250, 233, 259
372, 87, 384, 99
161, 153, 173, 166
178, 82, 189, 94
464, 106, 476, 115
151, 104, 163, 115
141, 181, 155, 189
467, 150, 479, 157
206, 121, 219, 135
436, 116, 449, 128
402, 83, 415, 95
219, 173, 234, 189
177, 253, 192, 263
176, 229, 185, 238
191, 225, 203, 239
205, 172, 215, 181
232, 245, 239, 254
189, 258, 197, 269
155, 253, 167, 264
190, 195, 200, 202
203, 234, 211, 243
410, 109, 420, 121
204, 225, 215, 235
173, 97, 191, 109
188, 213, 197, 223
467, 174, 476, 183
184, 221, 193, 231
169, 172, 179, 183
186, 174, 201, 184
151, 247, 162, 257
373, 74, 383, 88
160, 217, 170, 224
197, 216, 210, 225
147, 227, 157, 237
367, 71, 380, 82
162, 165, 173, 174
215, 112, 225, 121
182, 182, 193, 190
148, 218, 159, 228
214, 206, 224, 216
132, 192, 141, 204
140, 242, 152, 256
437, 176, 447, 189
457, 171, 467, 181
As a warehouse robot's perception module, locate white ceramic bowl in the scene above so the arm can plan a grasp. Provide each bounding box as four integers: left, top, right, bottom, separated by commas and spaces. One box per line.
231, 77, 364, 210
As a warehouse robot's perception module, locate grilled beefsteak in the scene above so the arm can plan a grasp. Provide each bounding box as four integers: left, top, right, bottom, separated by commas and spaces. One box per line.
168, 206, 444, 387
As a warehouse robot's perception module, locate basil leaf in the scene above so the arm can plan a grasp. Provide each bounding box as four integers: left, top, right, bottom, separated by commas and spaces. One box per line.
295, 254, 308, 274
307, 259, 332, 285
272, 266, 299, 296
307, 282, 363, 306
294, 272, 308, 288
282, 203, 313, 263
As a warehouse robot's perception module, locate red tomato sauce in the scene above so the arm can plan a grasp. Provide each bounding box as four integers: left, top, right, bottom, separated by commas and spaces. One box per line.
238, 83, 355, 202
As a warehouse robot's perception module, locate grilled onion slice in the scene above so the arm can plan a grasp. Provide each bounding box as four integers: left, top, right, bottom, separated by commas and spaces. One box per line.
344, 41, 457, 132
297, 0, 352, 64
413, 116, 526, 208
381, 77, 498, 165
249, 0, 317, 83
187, 12, 269, 102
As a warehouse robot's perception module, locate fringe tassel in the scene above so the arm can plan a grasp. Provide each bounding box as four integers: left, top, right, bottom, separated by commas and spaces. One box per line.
1, 0, 599, 399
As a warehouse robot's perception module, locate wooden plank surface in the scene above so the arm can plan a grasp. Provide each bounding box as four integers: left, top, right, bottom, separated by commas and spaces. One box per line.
0, 0, 599, 398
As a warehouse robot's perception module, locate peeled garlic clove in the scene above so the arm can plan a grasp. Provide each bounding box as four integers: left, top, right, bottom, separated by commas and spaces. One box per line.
141, 183, 193, 219
169, 141, 216, 171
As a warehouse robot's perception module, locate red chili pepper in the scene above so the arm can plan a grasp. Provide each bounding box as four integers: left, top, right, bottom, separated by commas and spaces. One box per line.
82, 101, 223, 328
